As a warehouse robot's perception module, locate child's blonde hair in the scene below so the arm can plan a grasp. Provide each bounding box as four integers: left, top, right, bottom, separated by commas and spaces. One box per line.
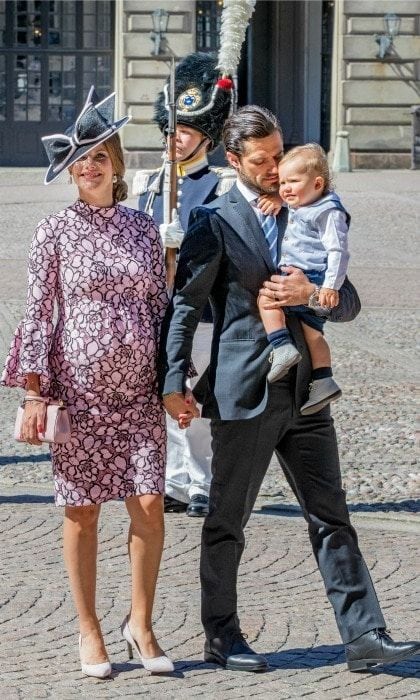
280, 143, 332, 195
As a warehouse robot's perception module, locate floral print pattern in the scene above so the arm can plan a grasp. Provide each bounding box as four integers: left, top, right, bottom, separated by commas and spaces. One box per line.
2, 200, 168, 506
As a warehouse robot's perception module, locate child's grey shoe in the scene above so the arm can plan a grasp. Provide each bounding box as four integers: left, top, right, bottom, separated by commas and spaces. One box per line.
300, 377, 342, 415
267, 344, 302, 383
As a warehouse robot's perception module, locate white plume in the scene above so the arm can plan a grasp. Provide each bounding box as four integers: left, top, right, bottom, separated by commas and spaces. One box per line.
217, 0, 257, 76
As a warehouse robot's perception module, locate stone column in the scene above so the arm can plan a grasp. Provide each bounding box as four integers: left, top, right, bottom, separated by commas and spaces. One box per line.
119, 1, 195, 168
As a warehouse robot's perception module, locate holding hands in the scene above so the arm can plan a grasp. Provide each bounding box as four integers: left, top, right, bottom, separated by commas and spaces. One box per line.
163, 389, 200, 429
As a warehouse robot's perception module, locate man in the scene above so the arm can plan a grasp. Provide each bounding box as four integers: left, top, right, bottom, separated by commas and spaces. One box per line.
160, 105, 420, 672
135, 53, 235, 517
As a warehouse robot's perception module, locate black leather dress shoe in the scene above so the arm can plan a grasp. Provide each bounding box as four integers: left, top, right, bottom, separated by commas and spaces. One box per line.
204, 632, 268, 672
164, 495, 188, 513
186, 494, 209, 517
346, 628, 420, 672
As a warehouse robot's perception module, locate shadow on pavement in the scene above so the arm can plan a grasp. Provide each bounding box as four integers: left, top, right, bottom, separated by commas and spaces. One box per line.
112, 649, 420, 678
0, 453, 50, 465
1, 492, 419, 511
111, 660, 185, 679
257, 499, 420, 516
0, 493, 53, 504
264, 645, 420, 677
349, 500, 420, 513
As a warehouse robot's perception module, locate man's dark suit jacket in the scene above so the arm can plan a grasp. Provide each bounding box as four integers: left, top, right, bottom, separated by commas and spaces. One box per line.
159, 183, 360, 420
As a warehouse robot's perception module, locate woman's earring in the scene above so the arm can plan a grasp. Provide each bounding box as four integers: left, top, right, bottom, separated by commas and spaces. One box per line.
112, 174, 117, 184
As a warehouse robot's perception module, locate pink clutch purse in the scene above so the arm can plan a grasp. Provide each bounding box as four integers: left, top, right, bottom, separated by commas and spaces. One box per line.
14, 399, 72, 444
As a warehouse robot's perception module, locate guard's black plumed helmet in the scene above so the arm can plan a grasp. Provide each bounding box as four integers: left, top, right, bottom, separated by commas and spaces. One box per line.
154, 52, 233, 150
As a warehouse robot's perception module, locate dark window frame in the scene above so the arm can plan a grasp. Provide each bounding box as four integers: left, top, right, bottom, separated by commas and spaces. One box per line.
196, 0, 223, 53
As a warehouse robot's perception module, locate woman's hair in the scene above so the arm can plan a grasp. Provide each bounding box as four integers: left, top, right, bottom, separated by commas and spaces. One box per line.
104, 133, 128, 202
280, 143, 332, 194
68, 133, 128, 202
222, 105, 283, 157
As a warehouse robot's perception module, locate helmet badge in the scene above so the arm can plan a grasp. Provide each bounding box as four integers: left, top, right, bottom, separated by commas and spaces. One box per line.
177, 87, 202, 112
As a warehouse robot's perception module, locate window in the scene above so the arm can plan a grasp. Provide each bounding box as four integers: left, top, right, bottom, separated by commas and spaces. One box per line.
196, 1, 223, 52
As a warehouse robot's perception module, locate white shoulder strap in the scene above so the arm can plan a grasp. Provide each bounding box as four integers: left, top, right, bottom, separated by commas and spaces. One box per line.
132, 169, 158, 196
209, 166, 237, 196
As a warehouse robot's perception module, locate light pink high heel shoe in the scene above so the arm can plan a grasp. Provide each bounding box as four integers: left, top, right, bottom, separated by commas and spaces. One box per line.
79, 634, 112, 679
121, 616, 174, 673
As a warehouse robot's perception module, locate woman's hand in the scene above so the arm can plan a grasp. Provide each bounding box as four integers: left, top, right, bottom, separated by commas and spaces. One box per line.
21, 400, 46, 445
257, 193, 283, 216
259, 266, 315, 307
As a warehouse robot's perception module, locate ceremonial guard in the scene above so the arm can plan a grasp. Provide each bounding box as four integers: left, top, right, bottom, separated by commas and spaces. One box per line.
134, 52, 235, 516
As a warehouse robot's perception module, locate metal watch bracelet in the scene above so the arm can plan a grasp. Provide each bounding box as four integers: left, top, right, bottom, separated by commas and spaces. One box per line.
307, 285, 321, 308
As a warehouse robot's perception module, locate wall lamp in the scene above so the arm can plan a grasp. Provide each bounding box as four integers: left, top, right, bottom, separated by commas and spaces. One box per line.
375, 13, 401, 60
150, 9, 169, 56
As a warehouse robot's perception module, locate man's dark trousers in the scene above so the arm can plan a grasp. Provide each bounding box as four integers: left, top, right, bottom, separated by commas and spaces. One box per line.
201, 376, 386, 644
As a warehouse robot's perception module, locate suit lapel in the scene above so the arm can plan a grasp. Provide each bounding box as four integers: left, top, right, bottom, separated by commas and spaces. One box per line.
221, 184, 277, 274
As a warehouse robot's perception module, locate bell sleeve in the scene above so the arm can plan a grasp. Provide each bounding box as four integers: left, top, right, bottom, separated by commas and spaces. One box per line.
1, 217, 58, 393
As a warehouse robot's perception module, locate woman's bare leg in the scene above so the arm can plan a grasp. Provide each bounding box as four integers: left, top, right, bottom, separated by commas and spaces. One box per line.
125, 494, 165, 658
63, 504, 108, 663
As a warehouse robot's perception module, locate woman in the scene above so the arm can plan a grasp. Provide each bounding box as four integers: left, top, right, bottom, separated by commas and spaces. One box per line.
2, 87, 174, 678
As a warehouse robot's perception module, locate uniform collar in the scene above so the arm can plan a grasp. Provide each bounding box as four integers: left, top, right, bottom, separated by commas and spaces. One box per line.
177, 153, 209, 177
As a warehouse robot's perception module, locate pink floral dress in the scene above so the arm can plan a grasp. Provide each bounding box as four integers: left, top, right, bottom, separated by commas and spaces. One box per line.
2, 200, 168, 506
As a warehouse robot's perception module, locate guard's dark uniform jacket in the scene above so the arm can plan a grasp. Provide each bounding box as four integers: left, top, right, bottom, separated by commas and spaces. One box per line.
133, 156, 235, 230
134, 155, 235, 323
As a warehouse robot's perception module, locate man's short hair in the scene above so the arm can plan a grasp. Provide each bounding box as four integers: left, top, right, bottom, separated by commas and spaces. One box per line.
222, 105, 282, 157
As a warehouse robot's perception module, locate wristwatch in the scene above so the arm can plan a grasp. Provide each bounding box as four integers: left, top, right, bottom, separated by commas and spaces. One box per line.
307, 285, 321, 308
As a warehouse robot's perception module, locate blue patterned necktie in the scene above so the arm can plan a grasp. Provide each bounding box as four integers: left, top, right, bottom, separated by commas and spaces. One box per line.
261, 213, 278, 267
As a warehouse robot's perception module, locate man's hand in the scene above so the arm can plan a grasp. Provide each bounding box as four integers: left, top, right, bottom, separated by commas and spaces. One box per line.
163, 390, 200, 429
257, 193, 283, 216
159, 209, 185, 249
319, 287, 339, 308
259, 266, 315, 307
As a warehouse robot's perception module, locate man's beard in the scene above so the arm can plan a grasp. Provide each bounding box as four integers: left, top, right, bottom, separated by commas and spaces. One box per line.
237, 166, 279, 195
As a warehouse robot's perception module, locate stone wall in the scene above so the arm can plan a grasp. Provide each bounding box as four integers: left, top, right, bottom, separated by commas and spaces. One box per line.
115, 0, 420, 170
118, 1, 195, 168
342, 0, 420, 167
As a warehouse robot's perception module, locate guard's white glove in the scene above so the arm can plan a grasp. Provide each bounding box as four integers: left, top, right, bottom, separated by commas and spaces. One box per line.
159, 209, 185, 248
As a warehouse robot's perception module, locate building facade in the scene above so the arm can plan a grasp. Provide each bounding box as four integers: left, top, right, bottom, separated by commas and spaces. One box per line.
332, 0, 420, 168
1, 0, 419, 168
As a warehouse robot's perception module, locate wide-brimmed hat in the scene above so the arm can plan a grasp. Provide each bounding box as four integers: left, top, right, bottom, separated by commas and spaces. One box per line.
154, 53, 233, 150
41, 86, 130, 184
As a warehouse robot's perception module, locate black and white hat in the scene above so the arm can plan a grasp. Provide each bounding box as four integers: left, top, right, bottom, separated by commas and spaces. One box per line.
153, 53, 233, 150
41, 86, 130, 184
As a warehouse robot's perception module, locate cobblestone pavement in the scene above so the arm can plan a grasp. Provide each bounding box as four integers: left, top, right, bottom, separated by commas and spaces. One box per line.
0, 169, 419, 697
0, 496, 419, 699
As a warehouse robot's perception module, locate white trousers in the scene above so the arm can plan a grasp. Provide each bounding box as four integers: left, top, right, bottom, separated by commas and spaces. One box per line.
165, 323, 213, 503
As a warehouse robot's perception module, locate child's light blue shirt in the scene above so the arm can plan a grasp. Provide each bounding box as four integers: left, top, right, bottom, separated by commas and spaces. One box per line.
279, 192, 350, 290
